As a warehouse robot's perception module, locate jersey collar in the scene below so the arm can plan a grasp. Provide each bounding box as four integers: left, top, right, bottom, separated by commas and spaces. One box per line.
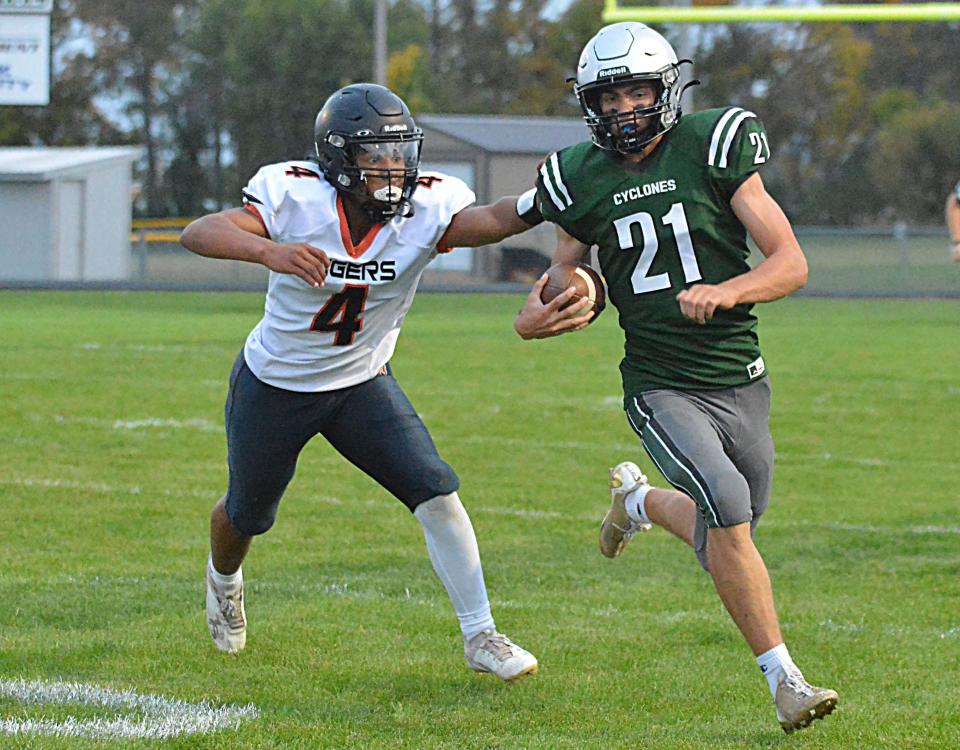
336, 194, 385, 259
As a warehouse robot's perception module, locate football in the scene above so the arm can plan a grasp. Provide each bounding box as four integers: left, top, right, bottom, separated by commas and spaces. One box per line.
540, 262, 606, 321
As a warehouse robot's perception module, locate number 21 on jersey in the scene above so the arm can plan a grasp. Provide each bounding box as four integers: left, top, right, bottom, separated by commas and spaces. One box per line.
614, 202, 702, 294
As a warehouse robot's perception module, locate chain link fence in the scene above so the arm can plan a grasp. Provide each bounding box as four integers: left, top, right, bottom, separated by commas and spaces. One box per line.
121, 221, 960, 298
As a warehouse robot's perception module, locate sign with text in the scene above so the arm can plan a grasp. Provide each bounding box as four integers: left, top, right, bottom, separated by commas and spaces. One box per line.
0, 1, 54, 12
0, 13, 49, 105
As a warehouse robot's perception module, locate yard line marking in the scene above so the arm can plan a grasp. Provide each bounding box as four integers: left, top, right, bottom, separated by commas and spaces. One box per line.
776, 451, 960, 471
75, 343, 231, 353
5, 477, 958, 536
111, 418, 220, 431
819, 521, 960, 536
0, 678, 258, 740
0, 477, 345, 506
39, 415, 222, 432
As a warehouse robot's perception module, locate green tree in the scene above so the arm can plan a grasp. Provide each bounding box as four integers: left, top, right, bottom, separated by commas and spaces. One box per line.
73, 0, 197, 215
221, 0, 372, 187
165, 0, 243, 213
695, 23, 873, 223
869, 99, 960, 222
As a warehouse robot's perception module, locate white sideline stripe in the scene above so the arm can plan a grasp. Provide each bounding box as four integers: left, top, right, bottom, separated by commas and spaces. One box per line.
0, 678, 258, 740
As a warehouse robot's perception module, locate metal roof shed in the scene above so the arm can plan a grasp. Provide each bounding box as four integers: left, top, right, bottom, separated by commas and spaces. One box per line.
418, 114, 588, 281
0, 146, 141, 282
419, 114, 587, 203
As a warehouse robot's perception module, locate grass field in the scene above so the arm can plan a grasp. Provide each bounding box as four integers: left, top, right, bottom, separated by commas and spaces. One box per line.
1, 291, 958, 749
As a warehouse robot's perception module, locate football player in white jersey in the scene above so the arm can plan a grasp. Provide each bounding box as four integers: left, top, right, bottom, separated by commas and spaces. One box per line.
180, 83, 591, 682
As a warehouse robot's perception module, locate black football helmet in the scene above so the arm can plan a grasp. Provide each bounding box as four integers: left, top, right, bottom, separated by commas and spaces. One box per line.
314, 84, 423, 220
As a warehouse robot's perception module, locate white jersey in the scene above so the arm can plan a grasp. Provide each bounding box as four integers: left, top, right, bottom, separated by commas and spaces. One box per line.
240, 161, 474, 392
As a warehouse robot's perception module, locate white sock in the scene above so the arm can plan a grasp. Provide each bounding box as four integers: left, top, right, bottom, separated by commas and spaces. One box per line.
624, 484, 653, 524
208, 556, 242, 590
414, 493, 496, 641
756, 643, 798, 699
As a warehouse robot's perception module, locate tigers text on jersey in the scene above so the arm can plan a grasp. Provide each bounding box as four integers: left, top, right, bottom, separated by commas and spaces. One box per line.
241, 162, 474, 392
536, 107, 771, 392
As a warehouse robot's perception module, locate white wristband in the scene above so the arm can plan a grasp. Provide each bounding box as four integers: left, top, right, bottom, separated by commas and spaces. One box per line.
516, 188, 543, 226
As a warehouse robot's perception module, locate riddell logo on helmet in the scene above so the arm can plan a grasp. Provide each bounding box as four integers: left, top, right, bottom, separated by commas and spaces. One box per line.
598, 66, 629, 77
382, 124, 409, 132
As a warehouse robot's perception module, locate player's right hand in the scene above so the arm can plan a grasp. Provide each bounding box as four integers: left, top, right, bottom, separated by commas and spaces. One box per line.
261, 242, 331, 288
514, 273, 594, 340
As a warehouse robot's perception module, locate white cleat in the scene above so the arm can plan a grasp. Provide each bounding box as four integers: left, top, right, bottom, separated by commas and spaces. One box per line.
775, 669, 838, 734
464, 630, 538, 683
599, 461, 652, 558
206, 567, 246, 654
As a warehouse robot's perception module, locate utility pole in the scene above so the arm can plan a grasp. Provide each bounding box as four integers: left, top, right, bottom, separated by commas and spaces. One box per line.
374, 0, 387, 86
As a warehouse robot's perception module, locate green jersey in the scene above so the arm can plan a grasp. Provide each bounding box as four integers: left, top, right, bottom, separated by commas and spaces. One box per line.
536, 107, 772, 393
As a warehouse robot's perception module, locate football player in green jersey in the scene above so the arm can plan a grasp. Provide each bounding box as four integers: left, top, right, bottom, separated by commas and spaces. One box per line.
514, 22, 838, 734
946, 181, 960, 262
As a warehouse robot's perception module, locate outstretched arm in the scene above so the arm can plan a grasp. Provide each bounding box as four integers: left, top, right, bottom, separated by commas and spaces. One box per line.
676, 172, 808, 324
946, 189, 960, 262
440, 190, 541, 248
513, 225, 594, 340
180, 208, 330, 288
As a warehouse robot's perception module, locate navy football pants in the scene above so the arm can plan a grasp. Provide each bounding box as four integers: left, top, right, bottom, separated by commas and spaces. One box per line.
223, 352, 459, 535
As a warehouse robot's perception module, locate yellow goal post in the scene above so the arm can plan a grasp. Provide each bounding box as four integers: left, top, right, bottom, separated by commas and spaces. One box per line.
603, 0, 960, 23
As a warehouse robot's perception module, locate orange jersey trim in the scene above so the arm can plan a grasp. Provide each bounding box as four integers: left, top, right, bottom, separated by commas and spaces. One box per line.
336, 195, 385, 259
243, 202, 270, 239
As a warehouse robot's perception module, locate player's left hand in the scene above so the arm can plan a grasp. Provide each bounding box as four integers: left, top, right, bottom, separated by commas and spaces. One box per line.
677, 284, 739, 325
951, 242, 960, 263
514, 273, 594, 339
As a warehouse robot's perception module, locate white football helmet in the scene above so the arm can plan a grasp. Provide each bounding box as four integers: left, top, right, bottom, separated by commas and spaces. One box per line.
575, 22, 692, 153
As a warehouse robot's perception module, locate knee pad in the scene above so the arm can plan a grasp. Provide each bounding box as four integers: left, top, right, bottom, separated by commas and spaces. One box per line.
407, 461, 460, 511
225, 490, 282, 536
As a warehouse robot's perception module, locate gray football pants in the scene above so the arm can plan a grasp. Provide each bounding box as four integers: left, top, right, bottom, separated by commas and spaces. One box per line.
624, 377, 775, 571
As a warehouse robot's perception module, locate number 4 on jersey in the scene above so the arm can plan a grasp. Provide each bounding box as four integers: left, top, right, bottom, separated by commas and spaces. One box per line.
310, 285, 368, 345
